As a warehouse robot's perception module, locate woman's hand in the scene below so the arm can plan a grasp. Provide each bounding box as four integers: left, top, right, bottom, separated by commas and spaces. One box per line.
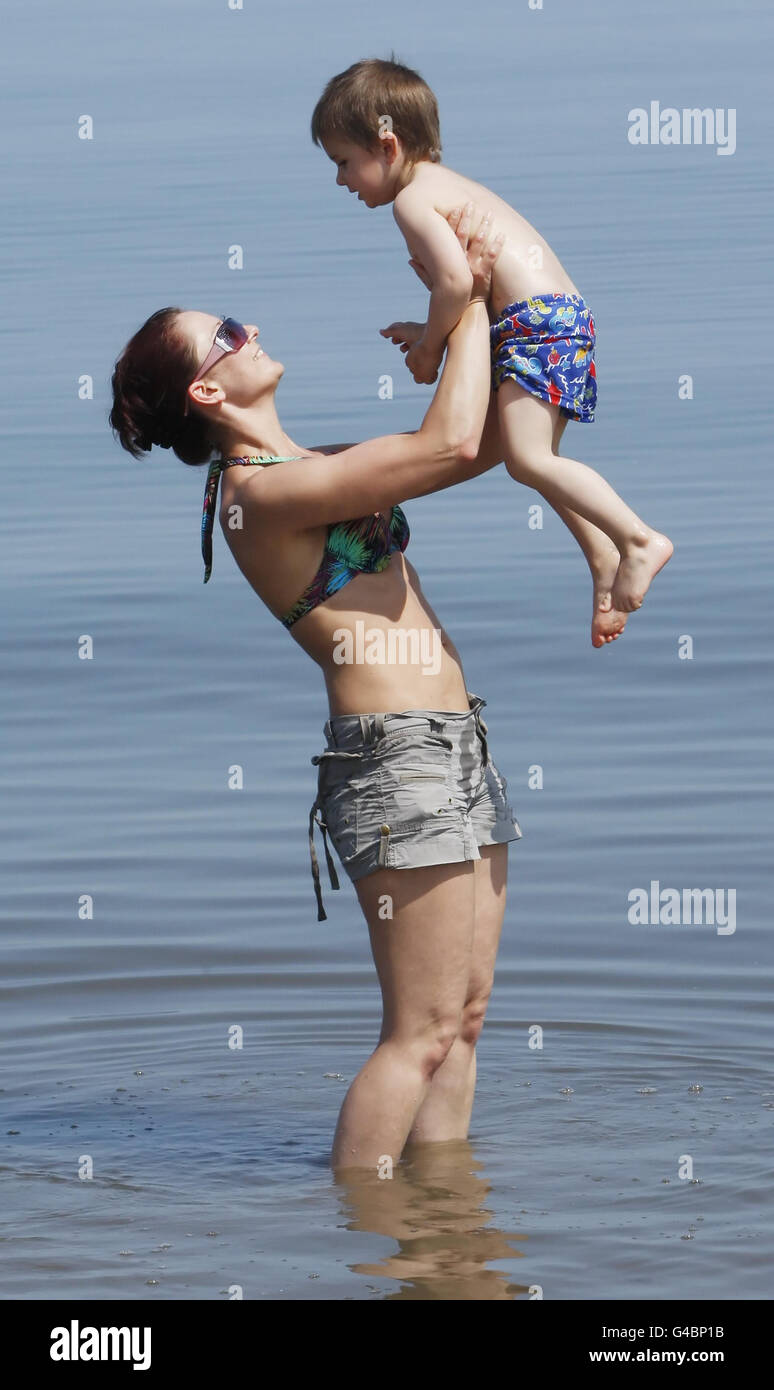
380, 203, 502, 386
399, 203, 502, 309
446, 202, 504, 302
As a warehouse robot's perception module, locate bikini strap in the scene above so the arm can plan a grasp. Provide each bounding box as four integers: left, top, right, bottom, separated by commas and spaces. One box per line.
201, 454, 302, 583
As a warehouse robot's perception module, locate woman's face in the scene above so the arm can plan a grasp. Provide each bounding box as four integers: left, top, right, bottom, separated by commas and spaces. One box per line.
178, 311, 284, 412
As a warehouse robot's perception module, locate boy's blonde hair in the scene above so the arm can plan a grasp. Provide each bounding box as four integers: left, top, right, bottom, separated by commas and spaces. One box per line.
311, 56, 442, 164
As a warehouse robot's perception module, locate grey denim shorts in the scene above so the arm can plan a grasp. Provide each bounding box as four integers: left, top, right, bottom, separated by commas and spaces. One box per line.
307, 691, 522, 920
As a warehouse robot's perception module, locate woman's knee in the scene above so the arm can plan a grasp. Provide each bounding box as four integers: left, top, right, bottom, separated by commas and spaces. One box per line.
386, 1016, 462, 1079
423, 1024, 461, 1077
385, 992, 491, 1070
458, 988, 493, 1047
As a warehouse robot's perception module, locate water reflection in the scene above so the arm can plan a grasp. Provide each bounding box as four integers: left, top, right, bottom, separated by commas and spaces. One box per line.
335, 1139, 529, 1300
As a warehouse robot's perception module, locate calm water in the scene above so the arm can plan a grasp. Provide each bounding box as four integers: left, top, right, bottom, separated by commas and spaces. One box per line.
2, 0, 772, 1300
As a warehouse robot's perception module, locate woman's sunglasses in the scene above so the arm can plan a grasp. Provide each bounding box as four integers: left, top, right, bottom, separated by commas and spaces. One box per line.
183, 316, 249, 415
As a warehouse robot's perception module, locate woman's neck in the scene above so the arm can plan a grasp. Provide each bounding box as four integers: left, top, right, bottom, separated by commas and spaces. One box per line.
218, 402, 303, 460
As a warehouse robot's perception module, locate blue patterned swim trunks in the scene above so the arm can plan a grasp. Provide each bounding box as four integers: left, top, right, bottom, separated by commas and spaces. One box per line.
490, 292, 597, 422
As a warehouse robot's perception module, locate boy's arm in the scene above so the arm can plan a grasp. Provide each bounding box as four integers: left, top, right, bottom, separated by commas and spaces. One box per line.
393, 190, 475, 381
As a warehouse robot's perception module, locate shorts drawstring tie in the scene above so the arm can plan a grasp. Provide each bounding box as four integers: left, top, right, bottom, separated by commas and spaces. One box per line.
308, 747, 365, 922
308, 796, 340, 922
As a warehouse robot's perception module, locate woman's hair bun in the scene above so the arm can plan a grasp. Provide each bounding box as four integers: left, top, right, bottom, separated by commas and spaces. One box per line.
109, 307, 215, 467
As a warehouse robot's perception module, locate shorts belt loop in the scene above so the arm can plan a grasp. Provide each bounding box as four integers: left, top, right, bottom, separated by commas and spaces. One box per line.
359, 715, 370, 742
373, 713, 386, 741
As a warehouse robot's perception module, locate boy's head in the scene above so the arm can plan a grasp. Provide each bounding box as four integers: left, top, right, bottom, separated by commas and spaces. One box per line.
311, 57, 441, 206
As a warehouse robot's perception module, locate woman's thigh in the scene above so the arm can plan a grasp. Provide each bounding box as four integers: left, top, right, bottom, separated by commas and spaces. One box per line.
469, 842, 509, 1002
354, 860, 477, 1040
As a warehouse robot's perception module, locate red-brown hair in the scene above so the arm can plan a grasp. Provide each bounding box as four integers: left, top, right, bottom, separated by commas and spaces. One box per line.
109, 308, 214, 466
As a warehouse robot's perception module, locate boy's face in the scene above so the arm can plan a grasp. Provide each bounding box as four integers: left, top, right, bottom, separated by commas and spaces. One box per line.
321, 137, 395, 207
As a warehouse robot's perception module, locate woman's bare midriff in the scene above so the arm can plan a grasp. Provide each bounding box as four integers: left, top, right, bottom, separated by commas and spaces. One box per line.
289, 555, 471, 716
219, 461, 472, 716
222, 511, 470, 716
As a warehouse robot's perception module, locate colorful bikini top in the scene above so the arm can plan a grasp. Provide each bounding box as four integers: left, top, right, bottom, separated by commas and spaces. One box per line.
201, 454, 410, 628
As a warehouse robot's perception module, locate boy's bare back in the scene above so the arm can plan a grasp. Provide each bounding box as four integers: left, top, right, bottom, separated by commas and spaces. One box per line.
395, 162, 580, 315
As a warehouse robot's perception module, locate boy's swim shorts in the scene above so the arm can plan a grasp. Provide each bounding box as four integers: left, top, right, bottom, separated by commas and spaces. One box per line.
490, 292, 597, 422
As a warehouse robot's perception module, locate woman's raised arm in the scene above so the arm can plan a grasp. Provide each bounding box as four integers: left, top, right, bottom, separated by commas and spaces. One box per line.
239, 206, 503, 530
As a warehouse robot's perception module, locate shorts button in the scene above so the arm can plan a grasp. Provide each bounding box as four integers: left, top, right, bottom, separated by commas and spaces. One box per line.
380, 823, 390, 834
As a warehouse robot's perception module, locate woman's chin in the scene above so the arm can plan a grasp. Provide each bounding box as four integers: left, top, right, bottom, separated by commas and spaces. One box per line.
249, 359, 284, 397
260, 356, 284, 383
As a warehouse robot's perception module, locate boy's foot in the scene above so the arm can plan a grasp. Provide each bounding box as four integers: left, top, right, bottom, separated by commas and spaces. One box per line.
591, 548, 628, 647
610, 531, 674, 612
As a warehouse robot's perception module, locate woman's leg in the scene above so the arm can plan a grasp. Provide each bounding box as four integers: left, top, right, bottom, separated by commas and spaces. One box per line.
497, 381, 673, 611
330, 860, 476, 1173
406, 842, 508, 1143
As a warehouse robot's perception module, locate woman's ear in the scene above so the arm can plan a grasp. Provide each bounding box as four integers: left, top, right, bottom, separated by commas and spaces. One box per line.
188, 379, 227, 411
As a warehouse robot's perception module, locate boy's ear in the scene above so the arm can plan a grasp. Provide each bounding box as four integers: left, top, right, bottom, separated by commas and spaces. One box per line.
378, 130, 401, 164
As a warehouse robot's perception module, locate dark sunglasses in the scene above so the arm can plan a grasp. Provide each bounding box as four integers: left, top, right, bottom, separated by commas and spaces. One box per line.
183, 316, 250, 415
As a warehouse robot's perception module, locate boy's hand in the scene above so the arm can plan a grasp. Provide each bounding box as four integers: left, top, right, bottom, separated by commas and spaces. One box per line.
380, 317, 442, 381
380, 320, 426, 354
404, 339, 444, 385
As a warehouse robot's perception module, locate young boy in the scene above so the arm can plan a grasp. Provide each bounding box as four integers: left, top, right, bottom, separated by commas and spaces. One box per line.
311, 57, 673, 647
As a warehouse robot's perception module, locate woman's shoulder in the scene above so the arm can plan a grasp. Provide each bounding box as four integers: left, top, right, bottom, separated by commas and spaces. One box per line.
216, 449, 334, 534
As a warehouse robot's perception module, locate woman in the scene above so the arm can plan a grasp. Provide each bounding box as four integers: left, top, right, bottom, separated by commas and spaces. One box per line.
110, 205, 522, 1173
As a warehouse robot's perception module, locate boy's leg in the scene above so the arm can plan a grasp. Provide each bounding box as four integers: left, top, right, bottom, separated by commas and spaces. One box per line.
549, 415, 628, 646
497, 381, 673, 611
